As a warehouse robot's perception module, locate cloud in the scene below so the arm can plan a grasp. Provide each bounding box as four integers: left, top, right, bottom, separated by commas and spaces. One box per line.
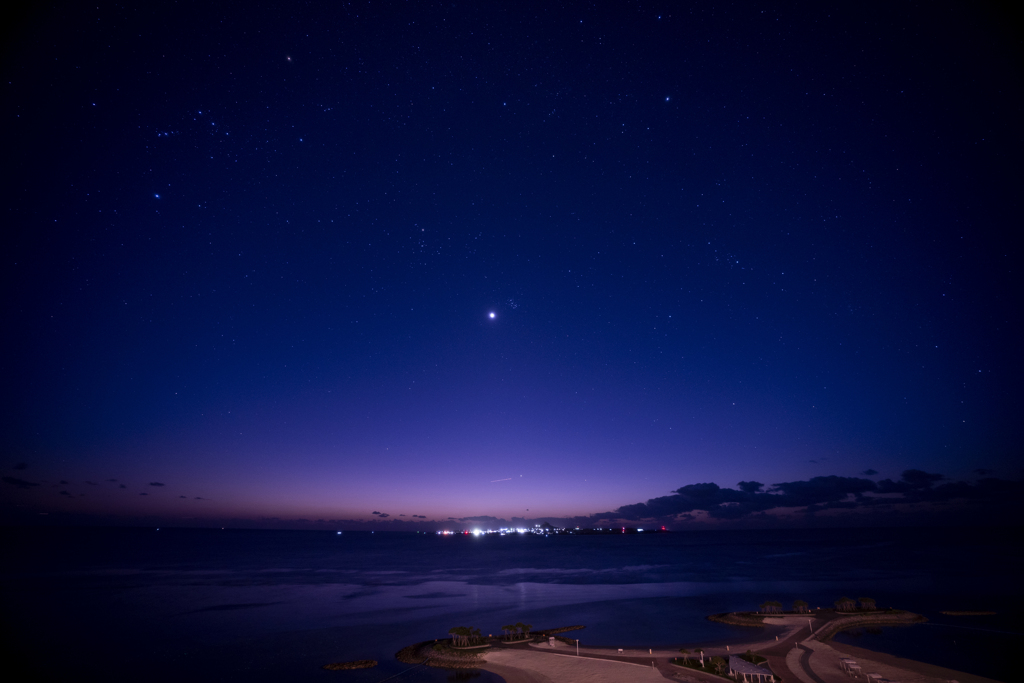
119, 484, 126, 489
613, 482, 755, 520
973, 468, 994, 476
900, 469, 944, 489
106, 478, 118, 482
372, 511, 381, 515
597, 469, 1019, 525
149, 482, 165, 487
378, 513, 389, 518
3, 476, 40, 489
876, 469, 945, 494
771, 475, 876, 507
86, 481, 98, 485
862, 469, 878, 476
195, 496, 204, 500
59, 490, 71, 497
179, 495, 187, 498
413, 515, 426, 519
459, 515, 504, 523
139, 492, 148, 496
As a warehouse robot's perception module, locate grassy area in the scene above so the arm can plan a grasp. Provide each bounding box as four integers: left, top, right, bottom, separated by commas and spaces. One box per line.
738, 651, 768, 665
671, 657, 731, 679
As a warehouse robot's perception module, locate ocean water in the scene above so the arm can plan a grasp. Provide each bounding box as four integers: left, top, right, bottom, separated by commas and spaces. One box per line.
1, 526, 1020, 682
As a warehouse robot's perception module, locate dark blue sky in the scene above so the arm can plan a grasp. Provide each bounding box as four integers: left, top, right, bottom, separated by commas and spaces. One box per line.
3, 1, 1020, 528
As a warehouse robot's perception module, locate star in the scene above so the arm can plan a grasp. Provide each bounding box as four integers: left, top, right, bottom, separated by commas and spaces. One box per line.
488, 312, 496, 319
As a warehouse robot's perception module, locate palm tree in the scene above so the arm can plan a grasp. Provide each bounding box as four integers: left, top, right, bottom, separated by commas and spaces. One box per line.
501, 624, 514, 641
710, 656, 728, 675
514, 622, 525, 640
522, 623, 533, 639
793, 599, 809, 613
448, 626, 479, 647
858, 597, 876, 611
834, 596, 856, 611
678, 648, 691, 664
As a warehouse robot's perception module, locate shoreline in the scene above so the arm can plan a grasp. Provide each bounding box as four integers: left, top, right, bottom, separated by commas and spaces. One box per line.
398, 611, 999, 683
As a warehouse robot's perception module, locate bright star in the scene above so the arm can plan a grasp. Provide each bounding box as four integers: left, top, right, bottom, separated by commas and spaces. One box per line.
488, 312, 496, 319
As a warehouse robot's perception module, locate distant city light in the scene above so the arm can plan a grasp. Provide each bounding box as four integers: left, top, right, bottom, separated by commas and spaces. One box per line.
434, 526, 667, 536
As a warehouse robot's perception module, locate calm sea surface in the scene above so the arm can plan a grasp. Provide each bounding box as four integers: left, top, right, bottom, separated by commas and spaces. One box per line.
1, 526, 1020, 682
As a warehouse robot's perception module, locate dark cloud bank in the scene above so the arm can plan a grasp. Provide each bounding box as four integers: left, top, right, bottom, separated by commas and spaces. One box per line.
600, 470, 1020, 525
4, 469, 1020, 530
348, 470, 1022, 531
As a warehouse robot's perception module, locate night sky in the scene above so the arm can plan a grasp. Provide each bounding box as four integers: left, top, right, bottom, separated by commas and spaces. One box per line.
3, 1, 1020, 529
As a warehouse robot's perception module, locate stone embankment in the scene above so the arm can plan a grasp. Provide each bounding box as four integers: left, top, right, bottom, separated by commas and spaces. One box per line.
396, 640, 487, 669
813, 610, 927, 641
707, 612, 766, 627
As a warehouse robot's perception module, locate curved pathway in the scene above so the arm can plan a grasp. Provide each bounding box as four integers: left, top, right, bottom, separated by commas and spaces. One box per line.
470, 611, 996, 683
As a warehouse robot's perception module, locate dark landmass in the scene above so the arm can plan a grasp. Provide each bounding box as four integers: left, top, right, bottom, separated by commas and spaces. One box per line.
707, 612, 766, 627
940, 610, 996, 616
816, 610, 927, 641
323, 660, 377, 670
535, 625, 586, 636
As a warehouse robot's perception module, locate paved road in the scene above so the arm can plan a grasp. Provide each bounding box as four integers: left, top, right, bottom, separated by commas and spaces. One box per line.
494, 613, 835, 682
